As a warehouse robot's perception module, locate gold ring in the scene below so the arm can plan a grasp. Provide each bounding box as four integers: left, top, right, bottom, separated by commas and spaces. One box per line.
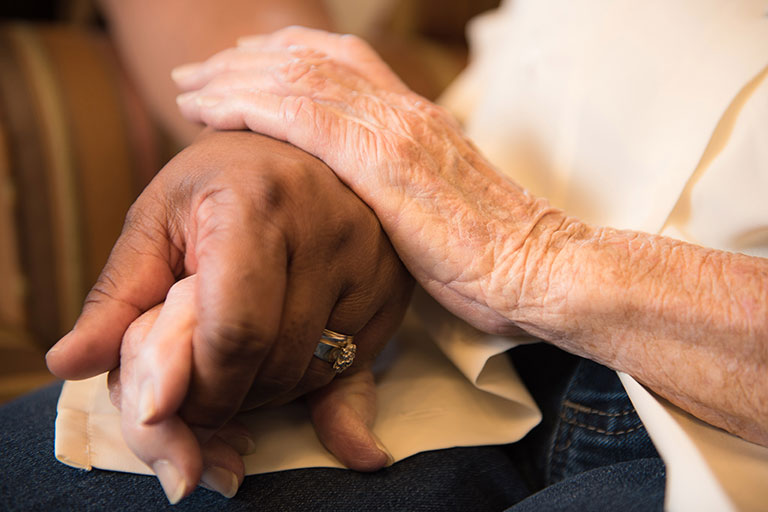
313, 328, 356, 373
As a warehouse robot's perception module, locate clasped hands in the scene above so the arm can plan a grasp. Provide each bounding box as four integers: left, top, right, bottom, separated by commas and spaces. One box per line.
48, 26, 569, 504
46, 129, 413, 502
93, 27, 768, 501
164, 26, 768, 452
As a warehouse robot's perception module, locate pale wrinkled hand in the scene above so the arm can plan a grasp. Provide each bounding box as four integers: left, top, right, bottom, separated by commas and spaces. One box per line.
47, 130, 410, 502
173, 26, 559, 336
108, 275, 390, 503
106, 277, 246, 502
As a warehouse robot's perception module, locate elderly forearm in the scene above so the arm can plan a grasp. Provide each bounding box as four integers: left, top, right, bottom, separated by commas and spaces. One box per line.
164, 27, 768, 444
98, 0, 334, 145
506, 218, 768, 444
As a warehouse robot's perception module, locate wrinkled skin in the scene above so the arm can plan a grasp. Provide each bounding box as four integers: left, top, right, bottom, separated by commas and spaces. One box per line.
47, 130, 412, 501
174, 27, 768, 447
173, 28, 557, 336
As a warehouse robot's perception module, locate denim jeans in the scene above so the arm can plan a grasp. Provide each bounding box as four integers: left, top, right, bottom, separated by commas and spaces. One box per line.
0, 344, 664, 511
504, 344, 665, 511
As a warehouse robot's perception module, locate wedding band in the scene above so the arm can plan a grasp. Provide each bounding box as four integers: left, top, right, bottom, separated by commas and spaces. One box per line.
314, 328, 356, 373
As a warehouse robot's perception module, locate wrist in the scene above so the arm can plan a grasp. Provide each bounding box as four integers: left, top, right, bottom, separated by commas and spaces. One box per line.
489, 209, 596, 340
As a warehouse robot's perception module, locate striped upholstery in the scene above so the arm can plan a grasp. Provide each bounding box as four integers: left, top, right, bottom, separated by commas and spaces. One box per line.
0, 23, 165, 355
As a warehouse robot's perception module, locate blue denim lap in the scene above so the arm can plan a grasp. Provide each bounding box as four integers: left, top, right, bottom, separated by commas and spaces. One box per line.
505, 343, 665, 510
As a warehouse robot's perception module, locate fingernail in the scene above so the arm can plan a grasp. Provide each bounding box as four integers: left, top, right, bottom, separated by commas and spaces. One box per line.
175, 92, 196, 105
46, 330, 73, 359
45, 345, 59, 361
196, 95, 222, 108
171, 63, 201, 82
223, 434, 257, 455
153, 459, 187, 505
138, 380, 156, 424
371, 433, 395, 467
200, 466, 239, 499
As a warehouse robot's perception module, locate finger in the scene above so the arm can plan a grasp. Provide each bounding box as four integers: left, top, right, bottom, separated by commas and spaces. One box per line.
287, 254, 414, 404
117, 305, 195, 504
171, 47, 253, 91
46, 199, 177, 380
175, 70, 285, 123
198, 434, 245, 499
120, 311, 200, 506
170, 46, 242, 91
214, 419, 257, 456
184, 91, 339, 178
176, 57, 358, 123
118, 302, 244, 503
122, 413, 245, 504
172, 46, 327, 92
110, 305, 164, 412
274, 294, 410, 407
240, 268, 339, 409
239, 26, 408, 92
122, 413, 201, 504
126, 276, 197, 425
245, 219, 402, 409
179, 190, 287, 429
307, 368, 392, 471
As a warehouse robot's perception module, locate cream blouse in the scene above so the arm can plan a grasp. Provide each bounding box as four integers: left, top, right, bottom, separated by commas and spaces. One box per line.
440, 0, 768, 510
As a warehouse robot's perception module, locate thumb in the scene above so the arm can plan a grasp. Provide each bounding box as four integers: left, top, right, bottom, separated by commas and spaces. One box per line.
46, 204, 177, 380
307, 369, 393, 472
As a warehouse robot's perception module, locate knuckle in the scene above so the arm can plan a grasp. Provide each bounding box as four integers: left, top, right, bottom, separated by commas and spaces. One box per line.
204, 319, 273, 366
279, 94, 315, 124
390, 135, 422, 162
415, 100, 445, 119
275, 59, 325, 88
196, 187, 276, 232
251, 174, 286, 212
194, 184, 288, 252
339, 33, 371, 55
199, 177, 286, 218
194, 188, 241, 236
413, 98, 461, 129
308, 200, 376, 258
275, 59, 308, 83
287, 46, 326, 62
273, 25, 308, 43
196, 186, 239, 217
252, 370, 301, 397
327, 213, 361, 252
